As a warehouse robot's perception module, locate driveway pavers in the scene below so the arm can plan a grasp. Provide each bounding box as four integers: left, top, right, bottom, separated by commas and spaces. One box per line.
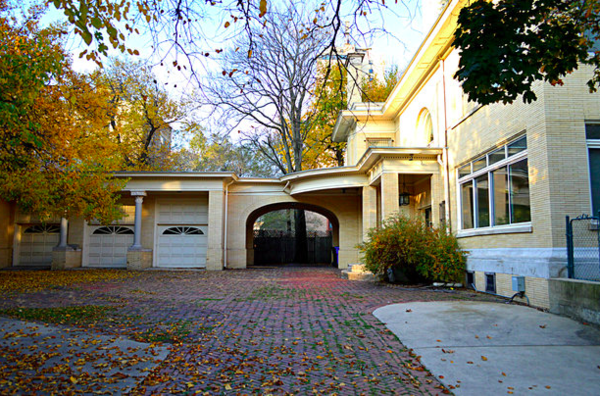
0, 267, 502, 395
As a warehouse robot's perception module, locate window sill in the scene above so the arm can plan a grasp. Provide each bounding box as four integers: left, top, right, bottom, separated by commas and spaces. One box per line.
457, 223, 532, 238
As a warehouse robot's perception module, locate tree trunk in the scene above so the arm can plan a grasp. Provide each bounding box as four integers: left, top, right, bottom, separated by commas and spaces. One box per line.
294, 209, 308, 263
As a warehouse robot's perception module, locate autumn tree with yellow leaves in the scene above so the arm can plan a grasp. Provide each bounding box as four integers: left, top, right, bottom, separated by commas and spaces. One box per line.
92, 58, 202, 170
0, 1, 127, 223
361, 66, 399, 103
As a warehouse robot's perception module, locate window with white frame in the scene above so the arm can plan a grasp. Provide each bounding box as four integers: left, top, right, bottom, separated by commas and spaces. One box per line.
366, 137, 393, 147
586, 124, 600, 215
457, 135, 531, 230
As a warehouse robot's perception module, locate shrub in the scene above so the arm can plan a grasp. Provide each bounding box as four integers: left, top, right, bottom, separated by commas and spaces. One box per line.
357, 214, 467, 284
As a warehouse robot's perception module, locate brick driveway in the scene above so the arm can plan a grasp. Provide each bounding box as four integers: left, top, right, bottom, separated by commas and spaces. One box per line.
0, 267, 502, 395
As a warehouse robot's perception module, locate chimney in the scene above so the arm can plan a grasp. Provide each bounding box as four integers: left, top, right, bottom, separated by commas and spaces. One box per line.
345, 50, 366, 108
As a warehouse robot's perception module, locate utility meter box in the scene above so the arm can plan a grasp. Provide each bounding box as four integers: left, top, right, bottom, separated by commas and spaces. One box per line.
512, 276, 525, 292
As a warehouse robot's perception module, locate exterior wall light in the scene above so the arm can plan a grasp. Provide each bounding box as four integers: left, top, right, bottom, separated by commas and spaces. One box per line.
399, 192, 411, 206
399, 175, 411, 206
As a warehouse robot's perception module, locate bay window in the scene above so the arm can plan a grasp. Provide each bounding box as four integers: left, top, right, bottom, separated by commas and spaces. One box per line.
458, 135, 531, 231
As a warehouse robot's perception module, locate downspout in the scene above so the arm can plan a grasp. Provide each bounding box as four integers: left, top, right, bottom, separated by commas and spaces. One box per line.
223, 179, 235, 269
440, 57, 452, 228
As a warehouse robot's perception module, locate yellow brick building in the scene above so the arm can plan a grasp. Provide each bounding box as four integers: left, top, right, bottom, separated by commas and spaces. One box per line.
0, 0, 598, 319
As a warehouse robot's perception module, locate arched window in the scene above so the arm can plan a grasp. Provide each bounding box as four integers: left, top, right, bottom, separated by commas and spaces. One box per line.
417, 108, 434, 144
162, 226, 204, 235
24, 224, 60, 234
93, 226, 134, 235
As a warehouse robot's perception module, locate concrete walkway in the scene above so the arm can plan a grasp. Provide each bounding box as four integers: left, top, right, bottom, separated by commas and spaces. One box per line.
0, 317, 169, 394
374, 301, 600, 395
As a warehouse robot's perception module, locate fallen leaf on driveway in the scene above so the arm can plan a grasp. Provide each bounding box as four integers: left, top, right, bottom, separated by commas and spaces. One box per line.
111, 372, 128, 379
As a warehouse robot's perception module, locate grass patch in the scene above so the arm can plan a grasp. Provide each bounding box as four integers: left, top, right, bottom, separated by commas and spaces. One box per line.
233, 285, 309, 301
134, 320, 204, 343
0, 270, 139, 294
0, 305, 115, 325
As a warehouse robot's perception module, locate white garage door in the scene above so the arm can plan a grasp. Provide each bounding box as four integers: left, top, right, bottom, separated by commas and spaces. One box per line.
18, 224, 60, 266
157, 200, 208, 224
88, 226, 134, 268
157, 226, 207, 268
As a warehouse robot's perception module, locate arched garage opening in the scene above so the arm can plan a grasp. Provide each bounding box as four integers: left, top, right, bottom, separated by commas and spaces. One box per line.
245, 203, 340, 267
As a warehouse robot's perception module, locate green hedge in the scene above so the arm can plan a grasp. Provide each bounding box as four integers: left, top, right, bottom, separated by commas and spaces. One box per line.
357, 214, 467, 284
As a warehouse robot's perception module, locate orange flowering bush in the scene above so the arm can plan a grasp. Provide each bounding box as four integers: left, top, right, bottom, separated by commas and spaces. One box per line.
358, 214, 466, 284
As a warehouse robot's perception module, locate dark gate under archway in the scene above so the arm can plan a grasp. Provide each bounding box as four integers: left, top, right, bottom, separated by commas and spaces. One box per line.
253, 229, 332, 265
247, 203, 339, 267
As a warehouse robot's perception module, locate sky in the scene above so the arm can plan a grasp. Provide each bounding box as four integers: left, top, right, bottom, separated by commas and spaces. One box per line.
29, 0, 437, 141
36, 0, 430, 81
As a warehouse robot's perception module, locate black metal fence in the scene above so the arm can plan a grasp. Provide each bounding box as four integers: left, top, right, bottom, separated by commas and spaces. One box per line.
253, 229, 333, 265
566, 213, 600, 281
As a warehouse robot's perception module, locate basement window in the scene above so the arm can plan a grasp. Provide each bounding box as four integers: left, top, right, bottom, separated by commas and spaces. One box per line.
485, 272, 496, 293
466, 271, 474, 289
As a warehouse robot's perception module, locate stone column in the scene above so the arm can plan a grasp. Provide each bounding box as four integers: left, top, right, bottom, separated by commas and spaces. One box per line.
380, 172, 399, 220
58, 217, 68, 248
362, 185, 378, 241
131, 191, 146, 250
127, 190, 152, 270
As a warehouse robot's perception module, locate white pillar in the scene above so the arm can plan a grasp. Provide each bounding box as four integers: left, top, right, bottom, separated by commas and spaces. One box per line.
130, 191, 146, 250
58, 217, 68, 248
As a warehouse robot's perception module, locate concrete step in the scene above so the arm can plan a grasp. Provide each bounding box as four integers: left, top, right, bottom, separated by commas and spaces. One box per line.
347, 263, 367, 273
341, 268, 377, 282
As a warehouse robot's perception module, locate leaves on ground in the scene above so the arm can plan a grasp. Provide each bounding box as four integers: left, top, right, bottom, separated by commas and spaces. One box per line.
0, 270, 138, 294
0, 268, 504, 394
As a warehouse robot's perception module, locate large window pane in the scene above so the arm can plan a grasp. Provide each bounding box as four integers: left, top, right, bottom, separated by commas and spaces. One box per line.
493, 166, 510, 225
475, 175, 490, 227
461, 182, 474, 229
589, 148, 600, 214
509, 159, 531, 223
508, 136, 527, 156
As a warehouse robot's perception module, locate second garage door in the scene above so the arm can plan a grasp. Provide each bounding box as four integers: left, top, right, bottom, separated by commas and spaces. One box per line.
157, 226, 207, 268
155, 199, 208, 268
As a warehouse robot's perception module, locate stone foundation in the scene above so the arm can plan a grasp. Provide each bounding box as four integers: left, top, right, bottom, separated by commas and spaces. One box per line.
51, 247, 82, 270
126, 249, 153, 270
